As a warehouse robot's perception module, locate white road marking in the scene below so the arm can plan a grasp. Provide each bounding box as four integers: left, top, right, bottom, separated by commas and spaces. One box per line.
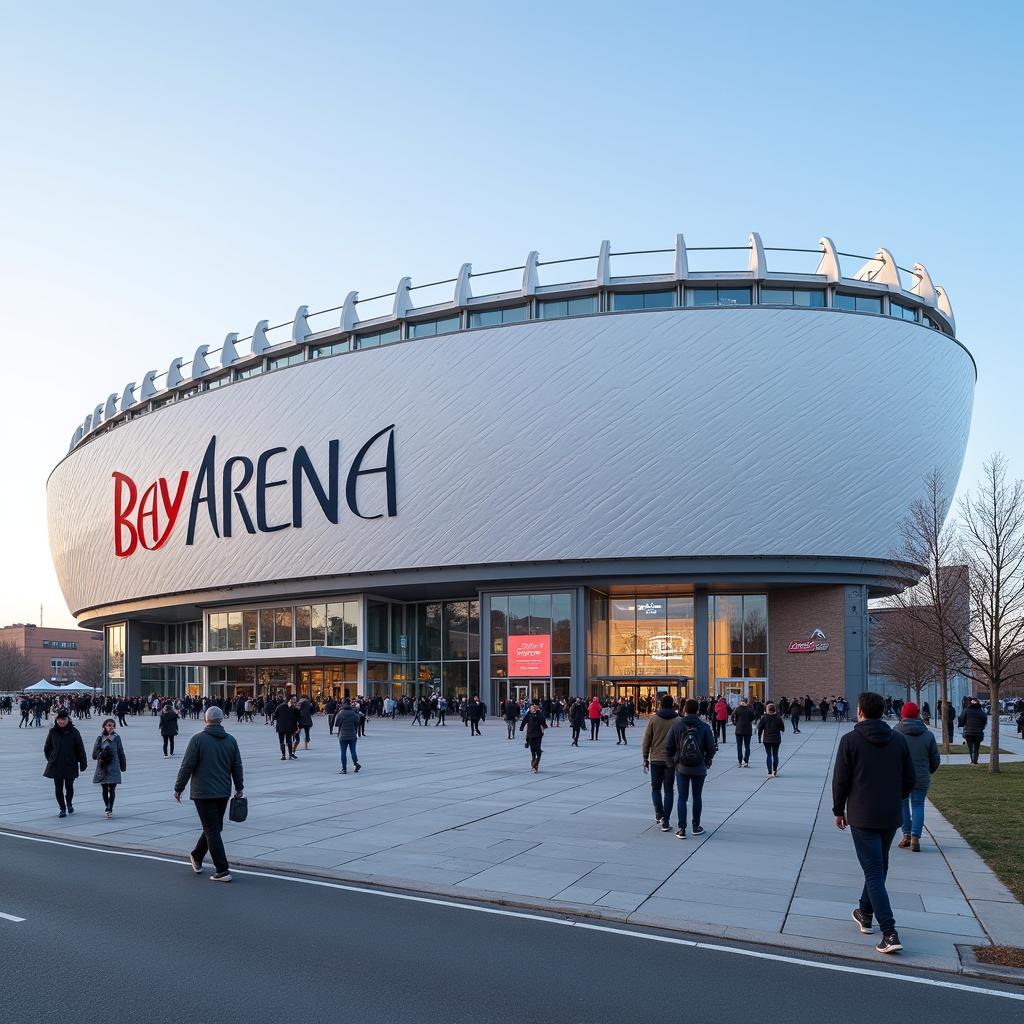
0, 911, 26, 922
1, 828, 1021, 1001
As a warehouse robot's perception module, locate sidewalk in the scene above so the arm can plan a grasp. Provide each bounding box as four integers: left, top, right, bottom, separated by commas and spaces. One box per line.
1, 711, 1019, 971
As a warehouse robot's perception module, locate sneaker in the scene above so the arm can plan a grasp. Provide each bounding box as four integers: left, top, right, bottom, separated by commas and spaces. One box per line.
67, 805, 74, 814
354, 763, 361, 773
691, 824, 705, 835
851, 908, 874, 934
188, 853, 203, 875
289, 754, 298, 760
340, 767, 347, 774
58, 810, 67, 818
742, 761, 748, 767
105, 810, 112, 820
876, 932, 902, 954
209, 871, 232, 883
675, 827, 686, 839
280, 755, 286, 761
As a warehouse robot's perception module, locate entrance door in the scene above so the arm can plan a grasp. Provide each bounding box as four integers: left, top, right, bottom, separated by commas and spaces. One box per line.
717, 678, 766, 707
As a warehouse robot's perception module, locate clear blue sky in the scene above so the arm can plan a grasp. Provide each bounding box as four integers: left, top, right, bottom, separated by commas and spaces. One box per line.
1, 1, 1021, 628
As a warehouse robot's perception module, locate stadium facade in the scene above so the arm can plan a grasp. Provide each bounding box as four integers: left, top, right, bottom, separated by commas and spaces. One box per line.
46, 234, 975, 709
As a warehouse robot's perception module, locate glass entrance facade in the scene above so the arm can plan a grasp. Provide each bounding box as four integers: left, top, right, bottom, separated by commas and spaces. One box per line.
708, 594, 768, 697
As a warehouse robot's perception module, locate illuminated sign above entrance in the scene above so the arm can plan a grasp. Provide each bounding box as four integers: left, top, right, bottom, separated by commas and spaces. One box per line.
788, 627, 830, 653
508, 635, 551, 677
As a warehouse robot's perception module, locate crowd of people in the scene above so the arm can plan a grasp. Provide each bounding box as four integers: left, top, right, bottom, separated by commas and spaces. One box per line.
9, 680, 1020, 952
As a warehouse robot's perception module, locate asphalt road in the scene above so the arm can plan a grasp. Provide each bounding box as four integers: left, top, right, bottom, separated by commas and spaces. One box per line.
1, 830, 1020, 1023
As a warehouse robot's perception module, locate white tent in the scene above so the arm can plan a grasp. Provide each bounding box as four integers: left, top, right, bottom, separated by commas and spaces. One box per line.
66, 681, 99, 691
24, 680, 63, 692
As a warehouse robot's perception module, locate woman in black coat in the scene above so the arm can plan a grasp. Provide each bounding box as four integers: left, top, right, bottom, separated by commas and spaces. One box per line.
43, 709, 87, 817
614, 702, 630, 745
159, 704, 180, 757
568, 699, 585, 747
519, 703, 547, 772
757, 703, 786, 778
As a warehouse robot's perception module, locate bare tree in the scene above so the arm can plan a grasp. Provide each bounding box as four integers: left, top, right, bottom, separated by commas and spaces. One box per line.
873, 608, 937, 706
0, 642, 34, 692
888, 468, 964, 753
77, 645, 104, 686
948, 454, 1024, 772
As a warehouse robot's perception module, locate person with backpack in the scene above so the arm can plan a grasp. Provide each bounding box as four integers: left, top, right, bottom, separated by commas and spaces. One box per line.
519, 702, 547, 772
664, 698, 717, 839
831, 691, 916, 955
731, 697, 754, 767
757, 702, 786, 777
642, 695, 678, 831
895, 702, 940, 851
92, 717, 127, 819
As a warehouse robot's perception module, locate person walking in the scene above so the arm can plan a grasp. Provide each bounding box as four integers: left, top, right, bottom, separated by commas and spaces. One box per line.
92, 717, 127, 819
895, 702, 940, 851
664, 698, 717, 839
159, 703, 180, 757
642, 695, 678, 831
297, 695, 314, 750
273, 696, 300, 761
115, 697, 129, 728
436, 695, 448, 726
818, 698, 829, 724
831, 691, 916, 955
468, 696, 484, 736
757, 702, 785, 777
503, 698, 519, 740
614, 700, 630, 744
519, 702, 547, 772
731, 697, 754, 767
43, 708, 88, 818
588, 696, 603, 740
959, 698, 987, 766
335, 698, 361, 774
790, 698, 802, 734
713, 696, 729, 744
325, 696, 338, 736
569, 698, 585, 746
173, 706, 244, 883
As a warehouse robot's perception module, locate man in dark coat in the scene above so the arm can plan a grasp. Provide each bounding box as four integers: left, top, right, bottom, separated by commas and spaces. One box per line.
174, 706, 244, 883
959, 698, 988, 765
731, 697, 754, 767
273, 696, 301, 760
832, 691, 916, 955
297, 696, 314, 750
43, 709, 88, 817
664, 699, 717, 839
468, 696, 484, 736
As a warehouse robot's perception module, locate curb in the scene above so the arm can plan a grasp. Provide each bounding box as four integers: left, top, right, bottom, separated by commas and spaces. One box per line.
1, 821, 1011, 981
956, 944, 1024, 985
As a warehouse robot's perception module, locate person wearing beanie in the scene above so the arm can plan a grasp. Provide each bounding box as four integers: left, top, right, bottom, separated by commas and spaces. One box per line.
895, 702, 940, 851
43, 708, 88, 817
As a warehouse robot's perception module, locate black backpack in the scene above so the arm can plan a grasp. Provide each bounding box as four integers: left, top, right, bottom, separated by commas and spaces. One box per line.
676, 722, 703, 769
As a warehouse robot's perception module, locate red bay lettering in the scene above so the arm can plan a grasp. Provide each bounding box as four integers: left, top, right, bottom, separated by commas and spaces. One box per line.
112, 470, 189, 557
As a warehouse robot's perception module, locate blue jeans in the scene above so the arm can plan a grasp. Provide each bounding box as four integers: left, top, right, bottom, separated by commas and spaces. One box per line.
901, 787, 928, 837
850, 826, 897, 935
765, 742, 779, 773
735, 734, 751, 764
674, 773, 705, 828
339, 738, 358, 768
649, 762, 675, 823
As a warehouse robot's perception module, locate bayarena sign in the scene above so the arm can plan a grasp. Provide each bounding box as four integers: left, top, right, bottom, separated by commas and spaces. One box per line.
112, 426, 397, 557
788, 628, 830, 654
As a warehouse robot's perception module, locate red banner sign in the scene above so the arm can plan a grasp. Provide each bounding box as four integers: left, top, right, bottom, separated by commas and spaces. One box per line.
508, 635, 551, 677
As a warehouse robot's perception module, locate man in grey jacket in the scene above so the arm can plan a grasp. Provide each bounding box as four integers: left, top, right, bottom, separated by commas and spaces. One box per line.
895, 702, 940, 851
173, 706, 244, 882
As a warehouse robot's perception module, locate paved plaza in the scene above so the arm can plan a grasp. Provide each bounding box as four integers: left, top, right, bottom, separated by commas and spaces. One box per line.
2, 710, 1022, 971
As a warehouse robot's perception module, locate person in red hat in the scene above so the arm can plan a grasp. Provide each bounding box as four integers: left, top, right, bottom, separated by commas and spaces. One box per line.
895, 701, 940, 851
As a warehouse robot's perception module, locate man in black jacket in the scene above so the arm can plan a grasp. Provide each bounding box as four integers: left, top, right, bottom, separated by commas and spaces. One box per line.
731, 698, 754, 767
832, 691, 916, 955
273, 696, 300, 760
664, 699, 717, 839
174, 706, 244, 882
959, 698, 988, 765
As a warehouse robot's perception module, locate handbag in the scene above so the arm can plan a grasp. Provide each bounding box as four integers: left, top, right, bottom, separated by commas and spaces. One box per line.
229, 795, 248, 823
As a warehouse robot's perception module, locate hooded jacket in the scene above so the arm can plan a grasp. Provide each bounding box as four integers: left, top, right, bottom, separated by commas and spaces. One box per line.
896, 718, 940, 792
174, 724, 244, 800
831, 718, 915, 829
731, 705, 754, 737
43, 722, 88, 780
959, 704, 987, 740
757, 713, 785, 746
664, 714, 717, 777
641, 708, 678, 764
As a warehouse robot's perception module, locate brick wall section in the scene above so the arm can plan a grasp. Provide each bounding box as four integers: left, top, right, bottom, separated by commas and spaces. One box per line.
769, 587, 846, 703
0, 625, 103, 683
